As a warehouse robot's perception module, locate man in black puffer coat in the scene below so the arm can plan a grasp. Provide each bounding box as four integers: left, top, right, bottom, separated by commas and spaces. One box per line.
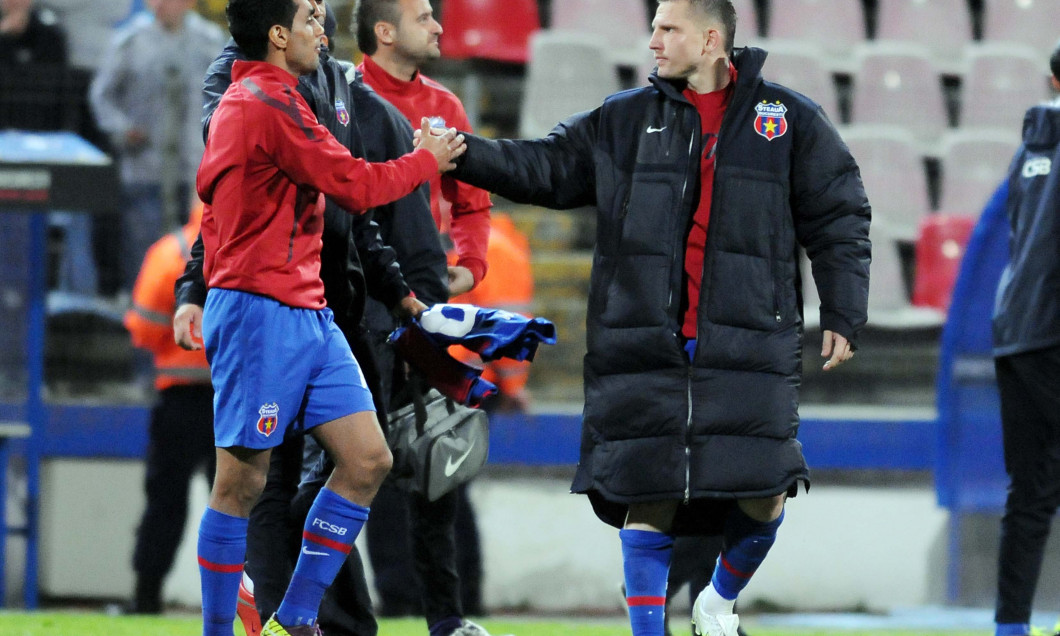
448, 2, 870, 635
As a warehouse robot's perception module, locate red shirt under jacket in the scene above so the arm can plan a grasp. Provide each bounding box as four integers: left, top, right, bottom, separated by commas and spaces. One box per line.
681, 65, 737, 339
198, 60, 437, 309
359, 54, 491, 285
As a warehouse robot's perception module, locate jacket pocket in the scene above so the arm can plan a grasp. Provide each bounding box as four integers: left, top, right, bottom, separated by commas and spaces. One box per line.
706, 250, 777, 331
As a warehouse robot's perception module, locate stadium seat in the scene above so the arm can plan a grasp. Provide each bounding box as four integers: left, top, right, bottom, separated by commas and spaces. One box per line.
549, 0, 650, 67
764, 0, 866, 71
438, 0, 541, 64
960, 44, 1053, 131
757, 40, 840, 119
519, 31, 621, 138
937, 129, 1020, 215
912, 214, 976, 312
874, 0, 974, 74
868, 223, 945, 328
867, 225, 908, 313
841, 125, 931, 241
849, 43, 949, 145
982, 0, 1060, 56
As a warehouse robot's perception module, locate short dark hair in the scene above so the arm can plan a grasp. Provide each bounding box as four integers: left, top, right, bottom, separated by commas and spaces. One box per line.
353, 0, 401, 56
659, 0, 737, 57
1051, 38, 1060, 80
226, 0, 300, 61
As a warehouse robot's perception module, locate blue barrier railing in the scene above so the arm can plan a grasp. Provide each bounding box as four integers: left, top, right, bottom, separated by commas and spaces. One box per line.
0, 401, 935, 470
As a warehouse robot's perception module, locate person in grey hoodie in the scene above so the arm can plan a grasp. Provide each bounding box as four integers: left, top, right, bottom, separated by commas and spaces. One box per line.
89, 0, 224, 294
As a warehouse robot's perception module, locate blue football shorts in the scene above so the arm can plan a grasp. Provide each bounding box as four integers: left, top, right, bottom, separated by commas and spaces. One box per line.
202, 288, 375, 449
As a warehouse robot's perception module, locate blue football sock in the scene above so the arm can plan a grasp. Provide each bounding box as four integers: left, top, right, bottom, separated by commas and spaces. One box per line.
711, 506, 784, 601
276, 487, 368, 627
996, 623, 1030, 636
197, 507, 248, 636
620, 528, 673, 636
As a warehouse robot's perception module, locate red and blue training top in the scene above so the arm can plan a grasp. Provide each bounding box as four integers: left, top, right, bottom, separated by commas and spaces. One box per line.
197, 60, 437, 309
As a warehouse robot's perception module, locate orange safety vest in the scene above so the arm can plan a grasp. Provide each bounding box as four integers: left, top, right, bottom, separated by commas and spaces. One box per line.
123, 203, 211, 391
449, 213, 534, 395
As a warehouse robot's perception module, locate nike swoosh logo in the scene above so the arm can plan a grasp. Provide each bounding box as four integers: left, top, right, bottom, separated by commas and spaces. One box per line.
646, 126, 667, 133
444, 442, 476, 477
302, 545, 328, 557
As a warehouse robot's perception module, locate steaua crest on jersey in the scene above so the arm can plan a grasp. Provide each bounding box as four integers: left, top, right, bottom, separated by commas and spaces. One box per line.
754, 100, 788, 141
335, 99, 350, 127
256, 402, 279, 437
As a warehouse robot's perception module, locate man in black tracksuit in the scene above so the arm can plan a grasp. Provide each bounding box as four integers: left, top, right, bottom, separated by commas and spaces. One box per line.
990, 43, 1060, 636
448, 2, 870, 635
174, 4, 448, 635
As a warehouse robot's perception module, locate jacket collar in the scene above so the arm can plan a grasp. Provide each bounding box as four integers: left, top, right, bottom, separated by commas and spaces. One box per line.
231, 59, 300, 89
649, 46, 767, 103
360, 54, 423, 99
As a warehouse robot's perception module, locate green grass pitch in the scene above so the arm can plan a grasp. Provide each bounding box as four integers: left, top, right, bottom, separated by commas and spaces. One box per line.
0, 612, 990, 635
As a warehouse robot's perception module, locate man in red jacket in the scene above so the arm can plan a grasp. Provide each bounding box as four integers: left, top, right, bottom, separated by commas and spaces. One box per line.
191, 1, 463, 635
353, 2, 493, 634
355, 0, 491, 297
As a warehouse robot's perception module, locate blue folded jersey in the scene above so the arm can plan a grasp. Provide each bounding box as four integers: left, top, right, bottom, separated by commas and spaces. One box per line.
416, 303, 557, 362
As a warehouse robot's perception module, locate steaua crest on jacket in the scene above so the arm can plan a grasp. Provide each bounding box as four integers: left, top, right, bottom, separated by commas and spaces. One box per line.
754, 100, 788, 141
335, 99, 350, 126
256, 402, 279, 437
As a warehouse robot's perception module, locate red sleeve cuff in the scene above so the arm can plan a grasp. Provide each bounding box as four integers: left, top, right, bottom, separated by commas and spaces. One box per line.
457, 256, 488, 286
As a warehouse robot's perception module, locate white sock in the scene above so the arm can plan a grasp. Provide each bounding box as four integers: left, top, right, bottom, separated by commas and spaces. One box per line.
695, 583, 736, 615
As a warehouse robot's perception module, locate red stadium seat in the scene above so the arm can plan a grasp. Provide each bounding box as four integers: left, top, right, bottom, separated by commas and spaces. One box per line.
439, 0, 541, 64
912, 214, 976, 311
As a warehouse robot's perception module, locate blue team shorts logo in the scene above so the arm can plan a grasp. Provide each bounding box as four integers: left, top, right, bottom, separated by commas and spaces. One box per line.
428, 116, 447, 129
753, 101, 788, 141
256, 402, 279, 437
335, 99, 350, 127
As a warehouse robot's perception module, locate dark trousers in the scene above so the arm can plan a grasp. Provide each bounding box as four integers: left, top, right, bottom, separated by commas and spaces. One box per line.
132, 384, 215, 610
995, 346, 1060, 624
365, 484, 474, 625
363, 328, 484, 627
